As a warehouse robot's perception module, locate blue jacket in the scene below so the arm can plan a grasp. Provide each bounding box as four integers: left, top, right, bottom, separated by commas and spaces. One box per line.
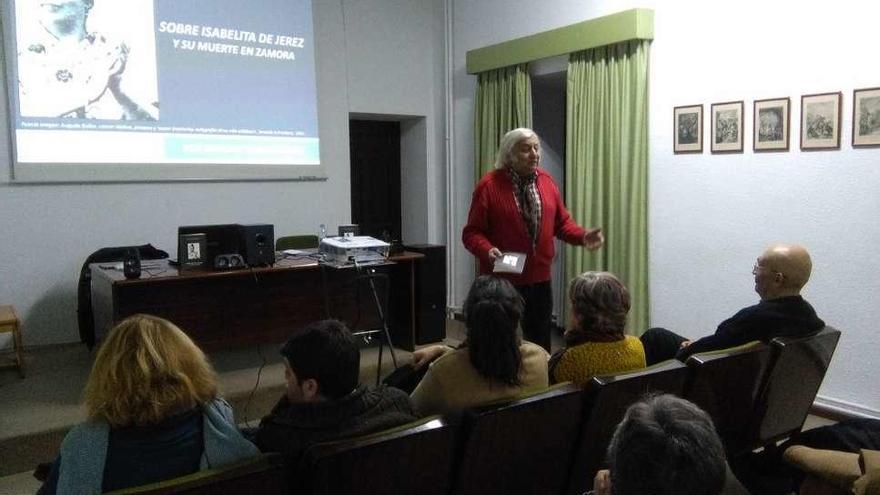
41, 398, 258, 494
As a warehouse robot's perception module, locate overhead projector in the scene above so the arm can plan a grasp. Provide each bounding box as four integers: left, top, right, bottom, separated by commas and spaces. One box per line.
319, 236, 390, 266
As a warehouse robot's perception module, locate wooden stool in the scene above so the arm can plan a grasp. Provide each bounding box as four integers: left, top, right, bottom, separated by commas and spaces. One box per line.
0, 305, 24, 377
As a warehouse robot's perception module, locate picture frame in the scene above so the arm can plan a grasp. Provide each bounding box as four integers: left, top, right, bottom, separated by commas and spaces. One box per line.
710, 101, 744, 153
853, 87, 880, 147
178, 232, 207, 270
753, 97, 790, 152
673, 104, 703, 153
800, 92, 842, 150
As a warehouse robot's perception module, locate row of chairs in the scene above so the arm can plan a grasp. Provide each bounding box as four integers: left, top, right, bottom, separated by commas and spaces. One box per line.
111, 326, 840, 495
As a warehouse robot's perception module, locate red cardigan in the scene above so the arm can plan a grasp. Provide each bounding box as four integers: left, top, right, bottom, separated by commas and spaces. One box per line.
462, 168, 588, 285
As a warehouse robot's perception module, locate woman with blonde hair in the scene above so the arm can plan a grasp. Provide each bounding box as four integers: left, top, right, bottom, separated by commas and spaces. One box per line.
549, 271, 646, 386
38, 314, 258, 494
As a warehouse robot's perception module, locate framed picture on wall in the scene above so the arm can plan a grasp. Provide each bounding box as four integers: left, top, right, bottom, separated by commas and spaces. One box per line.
753, 97, 790, 152
710, 101, 744, 153
673, 104, 703, 153
801, 92, 842, 150
853, 87, 880, 147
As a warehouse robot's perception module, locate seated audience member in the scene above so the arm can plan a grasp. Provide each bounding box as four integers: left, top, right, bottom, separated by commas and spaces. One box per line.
591, 394, 748, 495
256, 319, 416, 463
549, 271, 646, 386
741, 417, 880, 494
409, 275, 549, 416
640, 243, 825, 365
783, 445, 880, 495
38, 314, 258, 495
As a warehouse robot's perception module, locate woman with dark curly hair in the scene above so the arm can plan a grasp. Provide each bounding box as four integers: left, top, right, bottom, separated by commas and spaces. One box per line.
409, 275, 549, 416
549, 271, 645, 386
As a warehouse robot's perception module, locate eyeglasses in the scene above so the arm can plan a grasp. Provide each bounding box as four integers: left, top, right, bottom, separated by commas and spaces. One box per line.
752, 262, 782, 278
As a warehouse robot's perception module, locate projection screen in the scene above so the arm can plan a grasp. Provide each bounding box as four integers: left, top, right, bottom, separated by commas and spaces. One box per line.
2, 0, 323, 182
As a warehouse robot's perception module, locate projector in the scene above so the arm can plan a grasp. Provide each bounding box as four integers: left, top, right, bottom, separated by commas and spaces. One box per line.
319, 236, 390, 266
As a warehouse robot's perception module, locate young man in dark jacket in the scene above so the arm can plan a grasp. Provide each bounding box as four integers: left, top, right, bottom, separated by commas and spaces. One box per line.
256, 319, 416, 463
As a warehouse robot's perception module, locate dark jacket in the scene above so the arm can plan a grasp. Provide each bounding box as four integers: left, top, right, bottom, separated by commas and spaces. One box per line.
677, 295, 825, 361
255, 385, 416, 464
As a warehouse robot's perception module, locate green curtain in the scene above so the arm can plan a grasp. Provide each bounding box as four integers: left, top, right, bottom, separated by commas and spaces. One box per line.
473, 64, 532, 182
564, 40, 650, 334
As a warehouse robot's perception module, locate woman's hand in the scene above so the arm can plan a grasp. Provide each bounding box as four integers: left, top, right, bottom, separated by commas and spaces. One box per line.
591, 469, 612, 495
583, 229, 604, 251
411, 345, 448, 369
487, 247, 503, 261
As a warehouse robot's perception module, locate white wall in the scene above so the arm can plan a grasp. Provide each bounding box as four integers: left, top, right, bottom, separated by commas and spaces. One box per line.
341, 0, 448, 245
650, 0, 880, 417
451, 0, 880, 416
0, 0, 446, 346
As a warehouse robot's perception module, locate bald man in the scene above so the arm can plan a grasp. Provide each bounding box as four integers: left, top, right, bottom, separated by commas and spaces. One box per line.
641, 244, 826, 365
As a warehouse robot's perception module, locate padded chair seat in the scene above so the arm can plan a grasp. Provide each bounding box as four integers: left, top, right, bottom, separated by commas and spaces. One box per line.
565, 359, 688, 495
105, 453, 285, 495
299, 416, 456, 495
452, 383, 584, 495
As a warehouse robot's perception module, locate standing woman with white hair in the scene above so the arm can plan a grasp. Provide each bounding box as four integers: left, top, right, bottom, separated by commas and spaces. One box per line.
463, 127, 604, 352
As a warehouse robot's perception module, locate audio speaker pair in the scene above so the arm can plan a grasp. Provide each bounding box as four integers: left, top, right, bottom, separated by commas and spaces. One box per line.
214, 253, 245, 270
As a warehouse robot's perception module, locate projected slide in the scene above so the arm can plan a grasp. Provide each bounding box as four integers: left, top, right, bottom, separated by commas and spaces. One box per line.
6, 0, 319, 171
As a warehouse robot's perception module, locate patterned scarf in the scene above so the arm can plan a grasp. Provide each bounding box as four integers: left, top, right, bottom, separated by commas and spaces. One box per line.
508, 169, 541, 244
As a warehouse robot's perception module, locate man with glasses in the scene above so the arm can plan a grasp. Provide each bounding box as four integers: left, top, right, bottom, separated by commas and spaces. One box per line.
640, 243, 825, 365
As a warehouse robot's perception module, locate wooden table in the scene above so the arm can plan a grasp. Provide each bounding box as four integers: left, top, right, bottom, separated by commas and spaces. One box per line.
90, 252, 426, 351
0, 305, 24, 376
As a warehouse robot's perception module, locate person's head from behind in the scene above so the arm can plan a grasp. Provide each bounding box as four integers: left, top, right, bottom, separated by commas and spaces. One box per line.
566, 271, 630, 345
607, 394, 726, 495
494, 127, 541, 176
463, 275, 524, 386
280, 319, 359, 403
751, 243, 812, 301
84, 314, 217, 428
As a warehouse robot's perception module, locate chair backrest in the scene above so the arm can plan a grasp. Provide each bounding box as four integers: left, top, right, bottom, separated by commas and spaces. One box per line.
565, 359, 689, 495
299, 416, 456, 495
683, 341, 774, 456
106, 453, 286, 495
451, 383, 585, 495
276, 235, 319, 251
756, 326, 841, 446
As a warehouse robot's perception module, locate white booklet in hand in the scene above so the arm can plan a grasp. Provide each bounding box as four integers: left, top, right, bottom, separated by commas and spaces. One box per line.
493, 252, 526, 274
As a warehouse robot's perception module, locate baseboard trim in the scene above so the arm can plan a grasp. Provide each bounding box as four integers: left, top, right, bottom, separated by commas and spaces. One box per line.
811, 395, 880, 422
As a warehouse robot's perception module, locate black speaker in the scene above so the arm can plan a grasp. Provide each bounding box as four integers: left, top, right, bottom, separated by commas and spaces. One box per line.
405, 244, 446, 345
213, 253, 245, 270
123, 248, 141, 279
238, 224, 275, 267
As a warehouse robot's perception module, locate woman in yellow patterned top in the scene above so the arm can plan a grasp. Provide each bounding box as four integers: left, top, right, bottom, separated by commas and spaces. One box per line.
549, 271, 645, 386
